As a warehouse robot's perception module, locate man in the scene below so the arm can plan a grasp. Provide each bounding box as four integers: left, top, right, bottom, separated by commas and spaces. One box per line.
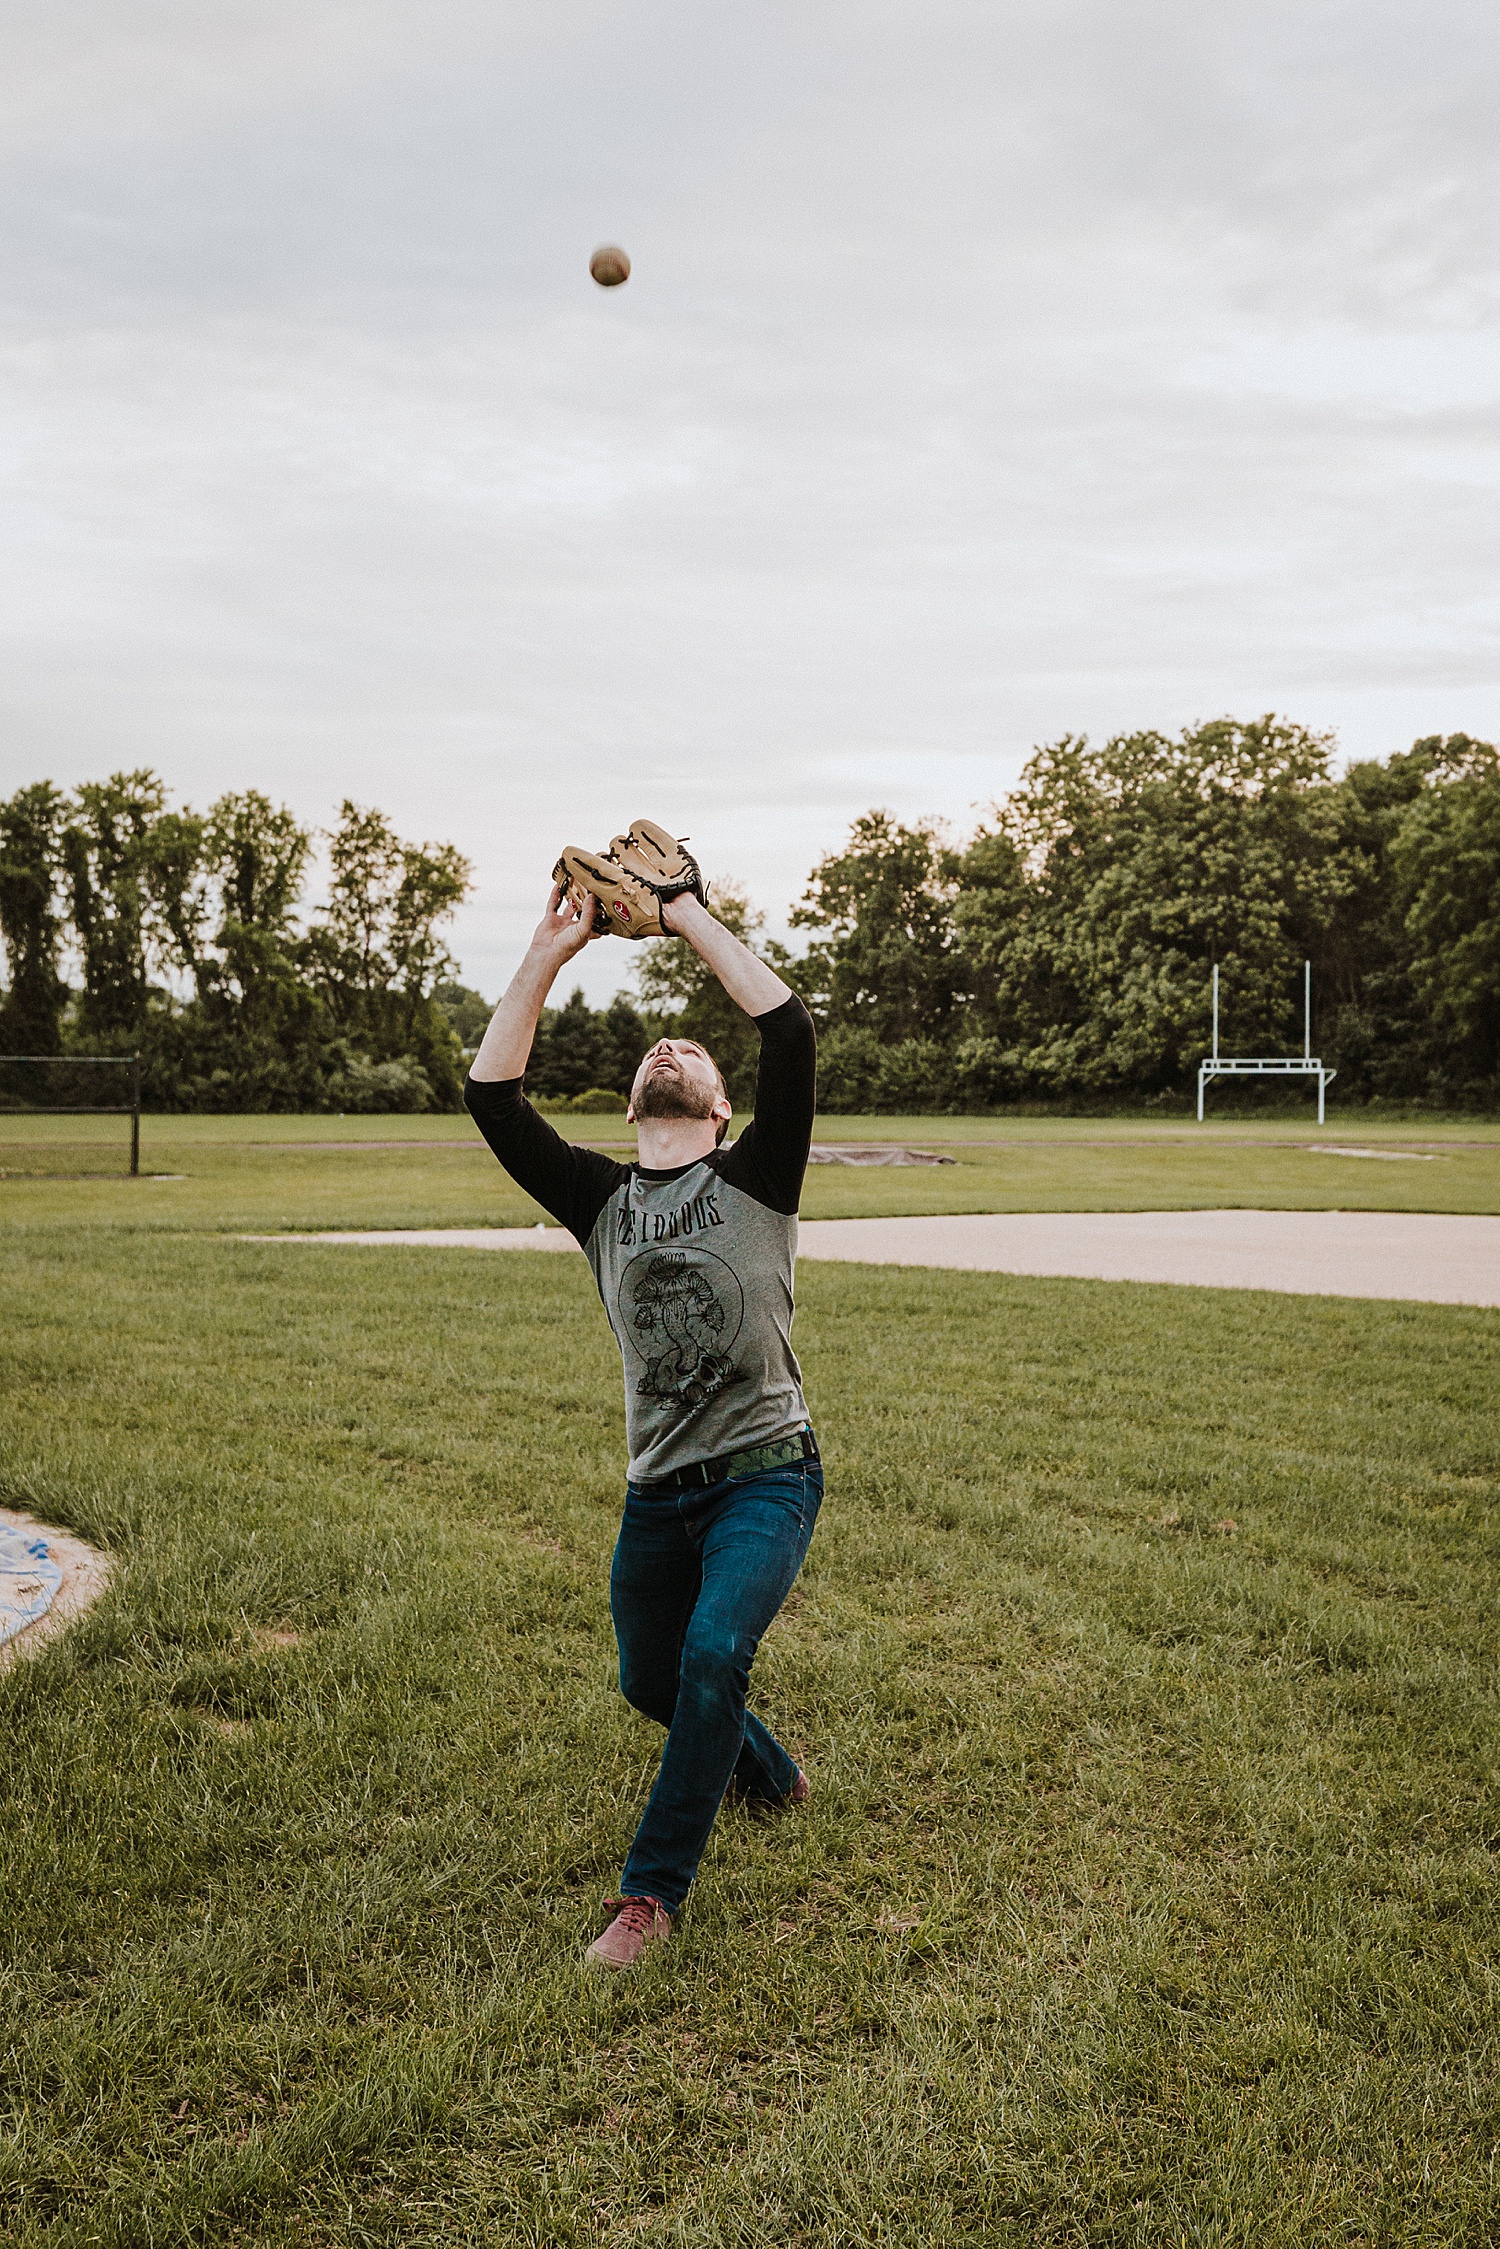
465, 874, 820, 1970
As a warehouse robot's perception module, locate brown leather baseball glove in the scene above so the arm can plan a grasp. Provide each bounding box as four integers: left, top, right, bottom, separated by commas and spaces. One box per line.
552, 820, 709, 940
608, 820, 709, 913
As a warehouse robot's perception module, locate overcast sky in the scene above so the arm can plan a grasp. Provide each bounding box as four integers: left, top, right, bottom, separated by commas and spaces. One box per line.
2, 0, 1497, 1003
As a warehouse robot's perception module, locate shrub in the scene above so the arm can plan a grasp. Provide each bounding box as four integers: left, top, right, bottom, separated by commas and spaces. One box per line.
873, 1039, 953, 1111
816, 1025, 885, 1112
952, 1035, 1029, 1108
327, 1056, 436, 1114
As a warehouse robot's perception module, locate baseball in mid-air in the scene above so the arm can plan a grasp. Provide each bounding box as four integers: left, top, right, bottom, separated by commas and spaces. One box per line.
589, 245, 631, 288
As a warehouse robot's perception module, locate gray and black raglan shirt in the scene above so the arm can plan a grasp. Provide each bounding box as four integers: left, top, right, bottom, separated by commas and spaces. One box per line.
464, 997, 816, 1484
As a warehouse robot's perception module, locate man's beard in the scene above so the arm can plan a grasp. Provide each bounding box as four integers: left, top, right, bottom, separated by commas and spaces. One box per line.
633, 1058, 718, 1122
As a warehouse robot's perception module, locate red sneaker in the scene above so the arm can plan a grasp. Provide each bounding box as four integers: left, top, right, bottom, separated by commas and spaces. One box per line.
585, 1895, 672, 1970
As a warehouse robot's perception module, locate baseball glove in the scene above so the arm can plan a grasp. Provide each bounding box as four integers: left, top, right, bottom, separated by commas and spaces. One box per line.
552, 819, 709, 941
608, 819, 709, 913
552, 845, 664, 939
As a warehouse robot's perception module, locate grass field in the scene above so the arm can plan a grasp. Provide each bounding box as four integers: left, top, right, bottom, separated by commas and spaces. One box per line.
4, 1109, 1499, 1232
3, 1127, 1500, 2244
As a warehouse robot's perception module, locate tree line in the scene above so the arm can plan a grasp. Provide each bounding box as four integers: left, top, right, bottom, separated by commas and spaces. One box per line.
0, 774, 472, 1110
2, 717, 1497, 1112
577, 716, 1500, 1112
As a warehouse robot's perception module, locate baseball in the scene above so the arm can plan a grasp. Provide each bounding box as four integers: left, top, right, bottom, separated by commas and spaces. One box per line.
589, 245, 631, 288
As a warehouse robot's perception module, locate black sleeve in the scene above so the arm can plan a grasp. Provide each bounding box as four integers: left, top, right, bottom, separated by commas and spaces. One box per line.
716, 995, 817, 1216
463, 1077, 630, 1244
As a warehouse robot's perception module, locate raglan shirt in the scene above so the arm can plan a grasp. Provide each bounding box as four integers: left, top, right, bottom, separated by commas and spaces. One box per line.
464, 996, 817, 1485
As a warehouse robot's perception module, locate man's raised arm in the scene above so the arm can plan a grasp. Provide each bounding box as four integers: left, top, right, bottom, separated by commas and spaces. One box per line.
660, 894, 814, 1213
464, 885, 628, 1241
658, 894, 795, 1016
470, 884, 597, 1082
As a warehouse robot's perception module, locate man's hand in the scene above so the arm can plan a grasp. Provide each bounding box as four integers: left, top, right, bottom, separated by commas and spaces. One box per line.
531, 881, 599, 969
469, 883, 598, 1083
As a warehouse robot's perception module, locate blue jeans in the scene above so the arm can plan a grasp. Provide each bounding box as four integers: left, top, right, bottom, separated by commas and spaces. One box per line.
609, 1457, 823, 1914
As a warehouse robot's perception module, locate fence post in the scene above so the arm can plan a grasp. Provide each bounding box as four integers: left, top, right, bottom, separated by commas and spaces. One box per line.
130, 1052, 141, 1177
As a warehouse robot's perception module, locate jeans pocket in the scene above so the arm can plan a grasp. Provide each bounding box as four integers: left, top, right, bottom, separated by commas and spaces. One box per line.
800, 1464, 824, 1540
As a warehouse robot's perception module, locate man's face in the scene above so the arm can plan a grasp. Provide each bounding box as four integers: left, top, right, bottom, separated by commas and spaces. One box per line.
628, 1039, 728, 1125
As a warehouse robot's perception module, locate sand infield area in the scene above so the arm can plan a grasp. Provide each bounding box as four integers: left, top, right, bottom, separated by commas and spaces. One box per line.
244, 1208, 1500, 1309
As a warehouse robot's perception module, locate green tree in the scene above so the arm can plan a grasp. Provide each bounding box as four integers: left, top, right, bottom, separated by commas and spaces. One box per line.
311, 805, 470, 1019
527, 988, 650, 1099
387, 840, 473, 1031
433, 981, 494, 1052
149, 790, 332, 1108
207, 791, 310, 936
0, 781, 69, 1053
791, 813, 958, 1043
308, 803, 406, 1019
61, 771, 208, 1038
953, 717, 1351, 1097
1388, 739, 1500, 1096
306, 802, 473, 1108
194, 790, 317, 1034
811, 1024, 884, 1112
1311, 738, 1454, 1099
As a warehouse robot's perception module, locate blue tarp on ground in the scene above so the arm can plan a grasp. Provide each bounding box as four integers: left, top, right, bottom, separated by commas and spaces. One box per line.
0, 1526, 63, 1646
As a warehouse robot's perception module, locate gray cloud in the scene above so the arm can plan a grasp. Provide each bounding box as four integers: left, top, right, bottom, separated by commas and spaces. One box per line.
1, 0, 1496, 1002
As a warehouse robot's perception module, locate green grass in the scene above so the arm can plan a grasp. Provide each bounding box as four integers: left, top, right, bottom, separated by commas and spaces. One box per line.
4, 1109, 1499, 1232
3, 1223, 1500, 2244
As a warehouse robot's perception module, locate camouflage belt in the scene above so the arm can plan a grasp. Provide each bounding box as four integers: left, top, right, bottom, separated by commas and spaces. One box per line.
636, 1426, 819, 1495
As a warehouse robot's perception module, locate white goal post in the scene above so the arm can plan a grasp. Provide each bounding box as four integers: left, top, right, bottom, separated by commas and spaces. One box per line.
1197, 962, 1336, 1123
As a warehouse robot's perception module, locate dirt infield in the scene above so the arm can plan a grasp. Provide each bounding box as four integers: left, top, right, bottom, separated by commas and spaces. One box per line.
795, 1208, 1500, 1306
245, 1208, 1500, 1307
